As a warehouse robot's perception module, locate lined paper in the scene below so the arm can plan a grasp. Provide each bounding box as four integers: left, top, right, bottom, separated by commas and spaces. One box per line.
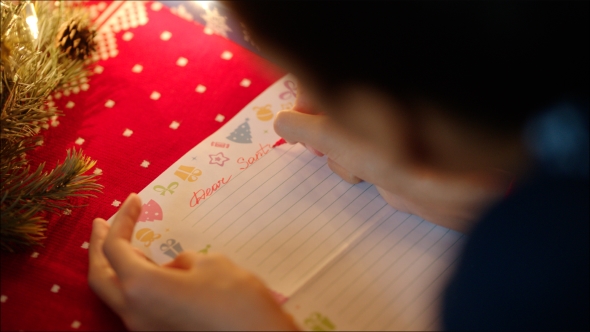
121, 75, 466, 330
284, 209, 464, 330
175, 143, 390, 295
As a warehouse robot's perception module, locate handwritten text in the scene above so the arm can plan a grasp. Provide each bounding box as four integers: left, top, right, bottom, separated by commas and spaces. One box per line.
237, 143, 271, 170
190, 175, 232, 207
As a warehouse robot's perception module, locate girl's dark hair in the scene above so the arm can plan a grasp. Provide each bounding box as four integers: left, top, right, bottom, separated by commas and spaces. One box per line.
227, 1, 589, 134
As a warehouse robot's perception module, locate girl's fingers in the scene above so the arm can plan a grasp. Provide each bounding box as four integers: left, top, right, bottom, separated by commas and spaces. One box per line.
103, 194, 154, 282
88, 218, 126, 312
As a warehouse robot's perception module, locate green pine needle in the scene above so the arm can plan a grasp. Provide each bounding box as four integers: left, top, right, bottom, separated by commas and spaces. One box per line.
1, 1, 102, 252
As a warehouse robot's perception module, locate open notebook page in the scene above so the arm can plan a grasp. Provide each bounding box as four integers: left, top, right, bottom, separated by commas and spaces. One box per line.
180, 143, 390, 295
284, 207, 464, 331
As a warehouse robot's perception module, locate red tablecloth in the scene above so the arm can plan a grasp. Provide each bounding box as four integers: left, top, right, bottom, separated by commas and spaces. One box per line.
0, 2, 284, 330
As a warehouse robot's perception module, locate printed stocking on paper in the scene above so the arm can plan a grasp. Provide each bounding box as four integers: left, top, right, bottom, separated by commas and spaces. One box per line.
226, 118, 252, 143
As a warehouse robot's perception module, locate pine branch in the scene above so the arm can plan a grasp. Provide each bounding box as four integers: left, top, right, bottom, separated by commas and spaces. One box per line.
1, 149, 103, 251
1, 1, 102, 252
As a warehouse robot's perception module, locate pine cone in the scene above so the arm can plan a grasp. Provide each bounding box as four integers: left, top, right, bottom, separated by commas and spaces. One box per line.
56, 19, 96, 61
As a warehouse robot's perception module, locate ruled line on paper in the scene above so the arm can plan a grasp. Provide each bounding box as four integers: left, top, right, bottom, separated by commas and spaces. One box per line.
267, 184, 375, 276
184, 143, 299, 224
210, 154, 320, 238
206, 151, 339, 248
373, 234, 462, 329
350, 227, 454, 325
347, 225, 444, 323
223, 163, 332, 246
251, 180, 355, 264
237, 175, 345, 255
259, 193, 390, 274
202, 148, 315, 234
202, 145, 309, 232
425, 311, 444, 331
281, 206, 464, 331
386, 248, 461, 331
289, 199, 390, 285
248, 184, 389, 266
324, 217, 427, 309
402, 292, 443, 330
312, 210, 410, 301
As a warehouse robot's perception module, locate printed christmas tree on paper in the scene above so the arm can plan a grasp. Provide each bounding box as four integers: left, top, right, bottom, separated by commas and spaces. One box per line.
138, 199, 163, 222
226, 118, 252, 143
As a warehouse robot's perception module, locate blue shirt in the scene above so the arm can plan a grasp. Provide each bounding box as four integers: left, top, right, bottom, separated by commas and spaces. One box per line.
443, 102, 589, 330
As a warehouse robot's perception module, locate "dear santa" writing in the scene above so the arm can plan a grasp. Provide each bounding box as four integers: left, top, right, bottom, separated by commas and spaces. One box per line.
237, 143, 271, 170
189, 175, 232, 207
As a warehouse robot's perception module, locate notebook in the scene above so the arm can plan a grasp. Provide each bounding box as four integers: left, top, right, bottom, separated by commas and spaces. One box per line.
109, 75, 465, 331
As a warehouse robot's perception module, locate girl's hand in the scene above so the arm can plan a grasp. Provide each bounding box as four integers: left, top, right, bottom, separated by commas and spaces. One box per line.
88, 194, 299, 331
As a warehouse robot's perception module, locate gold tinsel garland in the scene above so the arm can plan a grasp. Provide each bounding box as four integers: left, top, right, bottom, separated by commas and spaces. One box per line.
1, 0, 102, 252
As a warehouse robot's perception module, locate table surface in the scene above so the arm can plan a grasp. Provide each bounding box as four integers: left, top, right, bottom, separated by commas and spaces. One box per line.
0, 1, 285, 330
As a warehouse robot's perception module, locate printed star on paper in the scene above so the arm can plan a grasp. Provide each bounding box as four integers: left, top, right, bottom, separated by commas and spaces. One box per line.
215, 114, 225, 122
51, 284, 60, 293
141, 160, 150, 168
93, 168, 102, 175
201, 6, 232, 38
112, 200, 121, 207
66, 101, 75, 108
81, 242, 89, 249
75, 137, 85, 145
209, 152, 229, 166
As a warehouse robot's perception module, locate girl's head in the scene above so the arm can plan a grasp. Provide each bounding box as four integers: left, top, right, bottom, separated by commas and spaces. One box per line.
227, 2, 588, 173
